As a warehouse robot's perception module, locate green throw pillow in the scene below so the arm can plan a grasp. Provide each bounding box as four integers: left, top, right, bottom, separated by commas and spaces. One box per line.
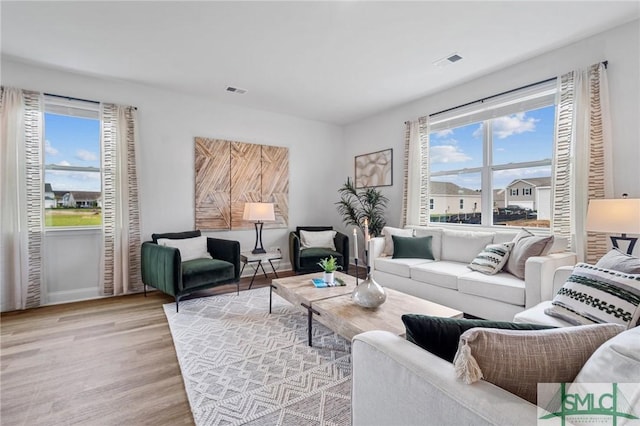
401, 314, 556, 363
392, 235, 434, 259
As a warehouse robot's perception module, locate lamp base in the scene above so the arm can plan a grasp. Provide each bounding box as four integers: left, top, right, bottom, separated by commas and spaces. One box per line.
611, 235, 638, 255
252, 221, 267, 254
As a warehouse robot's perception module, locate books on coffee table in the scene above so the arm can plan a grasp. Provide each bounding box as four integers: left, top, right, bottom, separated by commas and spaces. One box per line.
311, 277, 346, 288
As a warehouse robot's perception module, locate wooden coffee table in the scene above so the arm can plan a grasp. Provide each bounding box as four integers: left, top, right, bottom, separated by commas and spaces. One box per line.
270, 271, 463, 346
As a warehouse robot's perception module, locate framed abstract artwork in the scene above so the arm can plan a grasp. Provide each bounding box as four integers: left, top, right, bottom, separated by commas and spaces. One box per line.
354, 148, 393, 188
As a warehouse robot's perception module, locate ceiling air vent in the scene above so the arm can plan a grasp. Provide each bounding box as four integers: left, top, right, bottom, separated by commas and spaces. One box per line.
433, 52, 464, 68
226, 86, 247, 94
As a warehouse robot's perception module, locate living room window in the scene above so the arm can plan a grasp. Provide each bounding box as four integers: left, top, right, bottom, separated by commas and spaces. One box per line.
43, 96, 102, 228
428, 80, 556, 228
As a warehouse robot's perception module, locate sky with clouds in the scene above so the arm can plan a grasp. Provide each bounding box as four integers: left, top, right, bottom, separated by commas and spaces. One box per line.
44, 113, 101, 192
429, 105, 554, 190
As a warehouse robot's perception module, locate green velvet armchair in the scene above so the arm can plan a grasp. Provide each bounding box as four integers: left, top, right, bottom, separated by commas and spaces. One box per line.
141, 230, 240, 312
289, 226, 349, 274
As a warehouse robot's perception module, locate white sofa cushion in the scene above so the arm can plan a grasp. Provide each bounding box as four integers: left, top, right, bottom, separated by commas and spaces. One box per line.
374, 257, 433, 278
492, 231, 519, 244
410, 261, 472, 290
408, 226, 443, 260
458, 271, 526, 306
441, 229, 495, 264
513, 301, 574, 327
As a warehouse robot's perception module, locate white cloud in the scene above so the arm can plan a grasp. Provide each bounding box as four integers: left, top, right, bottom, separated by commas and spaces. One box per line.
493, 112, 538, 139
76, 149, 97, 162
430, 145, 472, 164
433, 129, 453, 138
472, 124, 484, 138
56, 160, 71, 166
45, 140, 58, 156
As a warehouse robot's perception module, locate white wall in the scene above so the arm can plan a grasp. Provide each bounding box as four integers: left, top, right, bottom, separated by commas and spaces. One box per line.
1, 58, 347, 306
344, 20, 640, 255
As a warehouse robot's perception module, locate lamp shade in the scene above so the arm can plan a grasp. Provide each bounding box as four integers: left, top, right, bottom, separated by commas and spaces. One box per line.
243, 202, 275, 221
585, 198, 640, 234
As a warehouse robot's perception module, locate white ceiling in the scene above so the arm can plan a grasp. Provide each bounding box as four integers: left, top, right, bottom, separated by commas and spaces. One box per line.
2, 1, 639, 125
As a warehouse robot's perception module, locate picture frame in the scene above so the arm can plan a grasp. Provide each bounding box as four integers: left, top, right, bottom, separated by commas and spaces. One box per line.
354, 148, 393, 188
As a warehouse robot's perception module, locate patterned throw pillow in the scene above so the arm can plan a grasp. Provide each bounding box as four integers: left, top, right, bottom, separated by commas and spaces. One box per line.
468, 242, 514, 275
544, 263, 640, 328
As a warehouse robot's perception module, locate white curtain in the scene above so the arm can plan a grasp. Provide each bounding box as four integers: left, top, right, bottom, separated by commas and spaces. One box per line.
100, 104, 141, 296
0, 87, 44, 311
401, 116, 430, 227
552, 63, 612, 263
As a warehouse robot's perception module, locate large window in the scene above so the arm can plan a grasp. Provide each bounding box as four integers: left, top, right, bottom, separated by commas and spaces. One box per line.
428, 81, 556, 228
43, 97, 101, 227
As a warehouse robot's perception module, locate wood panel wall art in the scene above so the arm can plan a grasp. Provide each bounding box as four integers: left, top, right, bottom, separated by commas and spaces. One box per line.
195, 137, 289, 230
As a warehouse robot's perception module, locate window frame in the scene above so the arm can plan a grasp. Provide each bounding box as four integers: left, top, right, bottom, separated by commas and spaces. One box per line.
43, 96, 102, 230
428, 81, 557, 228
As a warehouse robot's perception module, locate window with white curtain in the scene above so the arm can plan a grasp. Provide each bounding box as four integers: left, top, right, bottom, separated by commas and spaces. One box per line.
43, 96, 102, 227
428, 80, 557, 228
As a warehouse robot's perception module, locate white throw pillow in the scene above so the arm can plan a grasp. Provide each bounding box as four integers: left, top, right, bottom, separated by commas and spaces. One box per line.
300, 230, 336, 250
157, 236, 213, 262
573, 325, 640, 383
468, 242, 514, 275
596, 248, 640, 274
382, 226, 414, 256
545, 263, 640, 329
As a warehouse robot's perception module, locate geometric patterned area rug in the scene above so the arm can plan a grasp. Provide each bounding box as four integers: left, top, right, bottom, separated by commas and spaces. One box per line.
163, 287, 351, 426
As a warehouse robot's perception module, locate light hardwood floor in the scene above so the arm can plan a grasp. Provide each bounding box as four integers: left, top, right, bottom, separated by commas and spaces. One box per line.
0, 275, 286, 425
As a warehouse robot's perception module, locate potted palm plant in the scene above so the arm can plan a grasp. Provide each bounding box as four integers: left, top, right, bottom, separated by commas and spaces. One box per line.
335, 177, 389, 238
317, 256, 342, 284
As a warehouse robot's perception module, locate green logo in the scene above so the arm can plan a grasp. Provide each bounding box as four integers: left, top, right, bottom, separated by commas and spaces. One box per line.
538, 383, 639, 426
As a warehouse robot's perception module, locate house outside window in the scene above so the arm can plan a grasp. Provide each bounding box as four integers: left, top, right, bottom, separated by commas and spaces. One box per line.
429, 198, 434, 210
428, 80, 555, 228
43, 96, 102, 227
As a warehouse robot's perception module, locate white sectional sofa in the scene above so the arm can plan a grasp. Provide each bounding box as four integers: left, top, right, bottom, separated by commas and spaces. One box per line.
370, 226, 576, 321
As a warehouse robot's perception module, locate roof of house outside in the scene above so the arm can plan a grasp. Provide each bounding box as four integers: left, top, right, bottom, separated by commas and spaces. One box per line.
506, 177, 551, 188
430, 181, 480, 196
53, 191, 101, 202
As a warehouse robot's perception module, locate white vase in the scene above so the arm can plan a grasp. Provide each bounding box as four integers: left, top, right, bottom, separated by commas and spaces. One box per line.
352, 273, 386, 308
323, 271, 335, 284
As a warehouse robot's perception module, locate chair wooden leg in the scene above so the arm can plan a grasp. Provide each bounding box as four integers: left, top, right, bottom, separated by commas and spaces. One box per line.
176, 296, 179, 313
236, 280, 239, 295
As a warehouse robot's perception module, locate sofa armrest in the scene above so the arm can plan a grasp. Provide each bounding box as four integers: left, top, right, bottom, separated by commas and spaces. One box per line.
334, 231, 350, 273
524, 252, 577, 308
352, 331, 537, 426
207, 238, 241, 280
141, 241, 181, 296
368, 237, 385, 271
288, 232, 301, 270
552, 265, 574, 295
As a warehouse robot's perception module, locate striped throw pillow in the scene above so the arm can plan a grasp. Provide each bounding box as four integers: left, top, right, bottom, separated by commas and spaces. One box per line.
468, 242, 514, 275
545, 263, 640, 329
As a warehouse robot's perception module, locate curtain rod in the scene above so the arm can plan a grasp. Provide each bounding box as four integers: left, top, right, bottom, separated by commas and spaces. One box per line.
427, 60, 608, 119
44, 92, 138, 110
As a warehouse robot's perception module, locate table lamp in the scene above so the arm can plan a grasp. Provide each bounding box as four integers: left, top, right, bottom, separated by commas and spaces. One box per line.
243, 202, 276, 254
585, 194, 640, 255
